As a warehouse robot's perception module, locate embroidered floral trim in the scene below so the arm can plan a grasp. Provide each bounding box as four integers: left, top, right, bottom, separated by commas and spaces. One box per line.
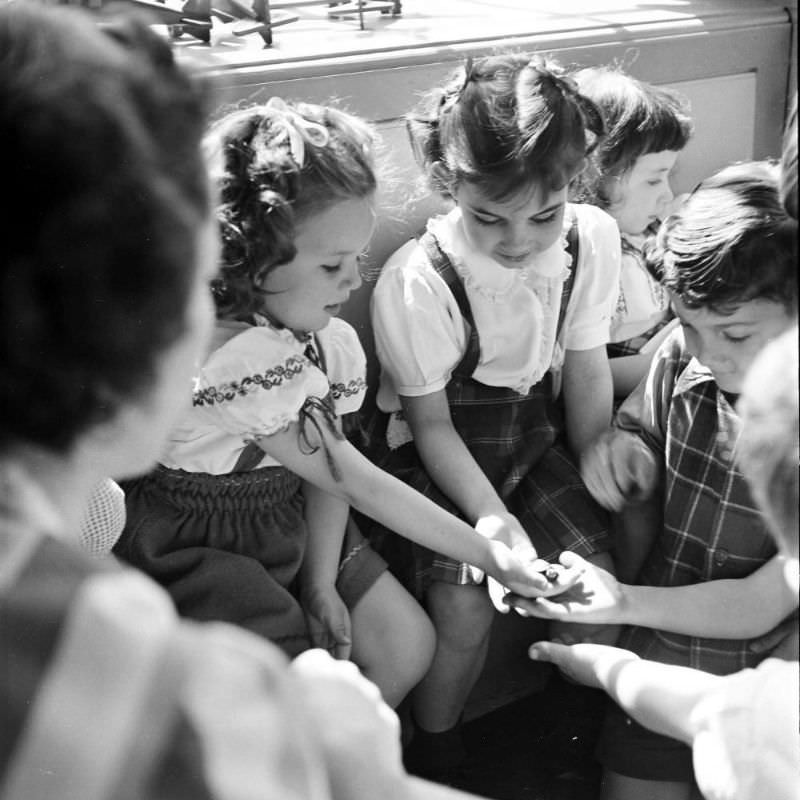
193, 355, 306, 407
330, 377, 367, 400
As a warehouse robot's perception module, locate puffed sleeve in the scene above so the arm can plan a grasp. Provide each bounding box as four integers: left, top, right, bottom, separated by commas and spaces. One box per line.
563, 204, 621, 351
371, 240, 466, 397
316, 317, 368, 416
192, 327, 330, 437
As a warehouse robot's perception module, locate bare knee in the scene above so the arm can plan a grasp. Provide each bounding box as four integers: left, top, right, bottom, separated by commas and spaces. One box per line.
350, 573, 436, 707
425, 581, 495, 651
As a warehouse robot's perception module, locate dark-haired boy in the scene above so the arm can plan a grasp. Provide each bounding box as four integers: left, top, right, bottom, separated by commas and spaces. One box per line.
573, 160, 798, 800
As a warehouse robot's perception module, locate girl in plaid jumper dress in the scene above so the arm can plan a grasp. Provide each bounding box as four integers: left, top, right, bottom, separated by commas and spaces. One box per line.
367, 53, 622, 767
571, 66, 694, 401
116, 99, 565, 708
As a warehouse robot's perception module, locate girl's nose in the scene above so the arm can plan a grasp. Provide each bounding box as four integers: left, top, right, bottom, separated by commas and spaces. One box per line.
657, 184, 675, 216
504, 223, 529, 250
343, 259, 362, 292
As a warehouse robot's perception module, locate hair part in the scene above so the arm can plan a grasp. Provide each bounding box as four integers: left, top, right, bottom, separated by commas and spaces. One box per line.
645, 161, 797, 312
406, 53, 604, 202
205, 100, 377, 320
570, 66, 693, 207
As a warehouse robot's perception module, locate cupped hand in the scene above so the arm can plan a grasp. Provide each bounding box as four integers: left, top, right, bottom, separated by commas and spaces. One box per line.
301, 584, 353, 661
504, 551, 627, 624
527, 640, 641, 690
484, 542, 587, 613
581, 429, 658, 511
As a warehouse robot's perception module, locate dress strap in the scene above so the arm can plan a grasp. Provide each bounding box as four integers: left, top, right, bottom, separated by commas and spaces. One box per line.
418, 231, 481, 378
555, 212, 580, 341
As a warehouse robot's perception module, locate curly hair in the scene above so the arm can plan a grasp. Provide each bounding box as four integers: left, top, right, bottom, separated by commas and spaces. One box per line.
645, 161, 797, 312
406, 53, 605, 202
569, 66, 693, 208
204, 100, 377, 320
0, 4, 210, 452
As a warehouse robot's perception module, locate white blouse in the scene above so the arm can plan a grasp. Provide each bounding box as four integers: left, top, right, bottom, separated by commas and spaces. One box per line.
691, 657, 800, 800
372, 203, 620, 413
609, 231, 671, 344
162, 317, 367, 475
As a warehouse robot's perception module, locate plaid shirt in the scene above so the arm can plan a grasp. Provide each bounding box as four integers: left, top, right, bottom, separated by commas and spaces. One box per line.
615, 328, 777, 675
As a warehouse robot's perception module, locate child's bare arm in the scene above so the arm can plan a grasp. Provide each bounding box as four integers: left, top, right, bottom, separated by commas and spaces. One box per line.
510, 552, 797, 639
527, 641, 717, 745
400, 390, 530, 552
299, 481, 352, 659
253, 414, 567, 599
562, 345, 613, 458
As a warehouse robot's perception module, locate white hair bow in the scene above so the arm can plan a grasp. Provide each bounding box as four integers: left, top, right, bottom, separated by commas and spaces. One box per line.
265, 96, 329, 168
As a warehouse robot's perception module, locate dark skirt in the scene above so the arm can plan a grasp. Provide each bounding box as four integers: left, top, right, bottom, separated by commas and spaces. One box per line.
115, 464, 386, 657
366, 372, 611, 599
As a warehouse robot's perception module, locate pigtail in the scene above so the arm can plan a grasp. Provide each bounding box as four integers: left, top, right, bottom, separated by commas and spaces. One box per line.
405, 87, 450, 192
515, 57, 604, 188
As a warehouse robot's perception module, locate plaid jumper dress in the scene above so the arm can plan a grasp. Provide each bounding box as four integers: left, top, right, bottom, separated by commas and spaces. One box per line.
368, 216, 611, 596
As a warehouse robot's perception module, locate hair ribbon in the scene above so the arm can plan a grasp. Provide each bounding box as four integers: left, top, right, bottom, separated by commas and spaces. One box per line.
265, 96, 329, 168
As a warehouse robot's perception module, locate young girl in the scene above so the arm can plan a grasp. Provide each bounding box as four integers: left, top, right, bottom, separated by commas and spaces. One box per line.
571, 66, 693, 398
114, 98, 565, 709
367, 54, 621, 772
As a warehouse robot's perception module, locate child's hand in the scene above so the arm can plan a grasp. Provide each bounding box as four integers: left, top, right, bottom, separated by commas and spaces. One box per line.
581, 428, 658, 511
473, 511, 542, 611
527, 640, 640, 690
504, 551, 627, 624
484, 543, 585, 612
474, 510, 531, 552
289, 649, 405, 800
301, 584, 353, 661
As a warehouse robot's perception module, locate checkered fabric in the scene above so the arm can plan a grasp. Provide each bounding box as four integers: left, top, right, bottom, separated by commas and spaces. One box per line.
78, 478, 126, 556
366, 217, 611, 596
615, 329, 778, 674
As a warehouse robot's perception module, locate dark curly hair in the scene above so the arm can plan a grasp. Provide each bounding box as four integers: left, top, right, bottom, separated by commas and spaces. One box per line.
0, 4, 210, 452
645, 161, 797, 312
406, 52, 605, 202
569, 66, 693, 207
204, 101, 377, 321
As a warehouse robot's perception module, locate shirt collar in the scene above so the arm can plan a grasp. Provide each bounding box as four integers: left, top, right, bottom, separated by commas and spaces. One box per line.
432, 207, 571, 292
673, 355, 720, 398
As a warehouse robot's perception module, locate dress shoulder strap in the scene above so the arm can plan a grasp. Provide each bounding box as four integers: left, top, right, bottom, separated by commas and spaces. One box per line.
555, 211, 580, 340
417, 231, 481, 378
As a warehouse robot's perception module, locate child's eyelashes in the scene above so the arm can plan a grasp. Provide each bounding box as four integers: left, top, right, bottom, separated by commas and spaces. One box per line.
320, 263, 341, 273
723, 332, 750, 344
472, 212, 559, 226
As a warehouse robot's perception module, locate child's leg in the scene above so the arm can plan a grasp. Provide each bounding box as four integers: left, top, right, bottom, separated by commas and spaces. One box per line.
550, 550, 622, 646
411, 581, 495, 732
600, 770, 691, 800
349, 571, 436, 708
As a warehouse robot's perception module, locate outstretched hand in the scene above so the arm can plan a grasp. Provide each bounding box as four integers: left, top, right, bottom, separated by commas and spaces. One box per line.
504, 551, 627, 624
484, 543, 587, 613
527, 640, 641, 690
